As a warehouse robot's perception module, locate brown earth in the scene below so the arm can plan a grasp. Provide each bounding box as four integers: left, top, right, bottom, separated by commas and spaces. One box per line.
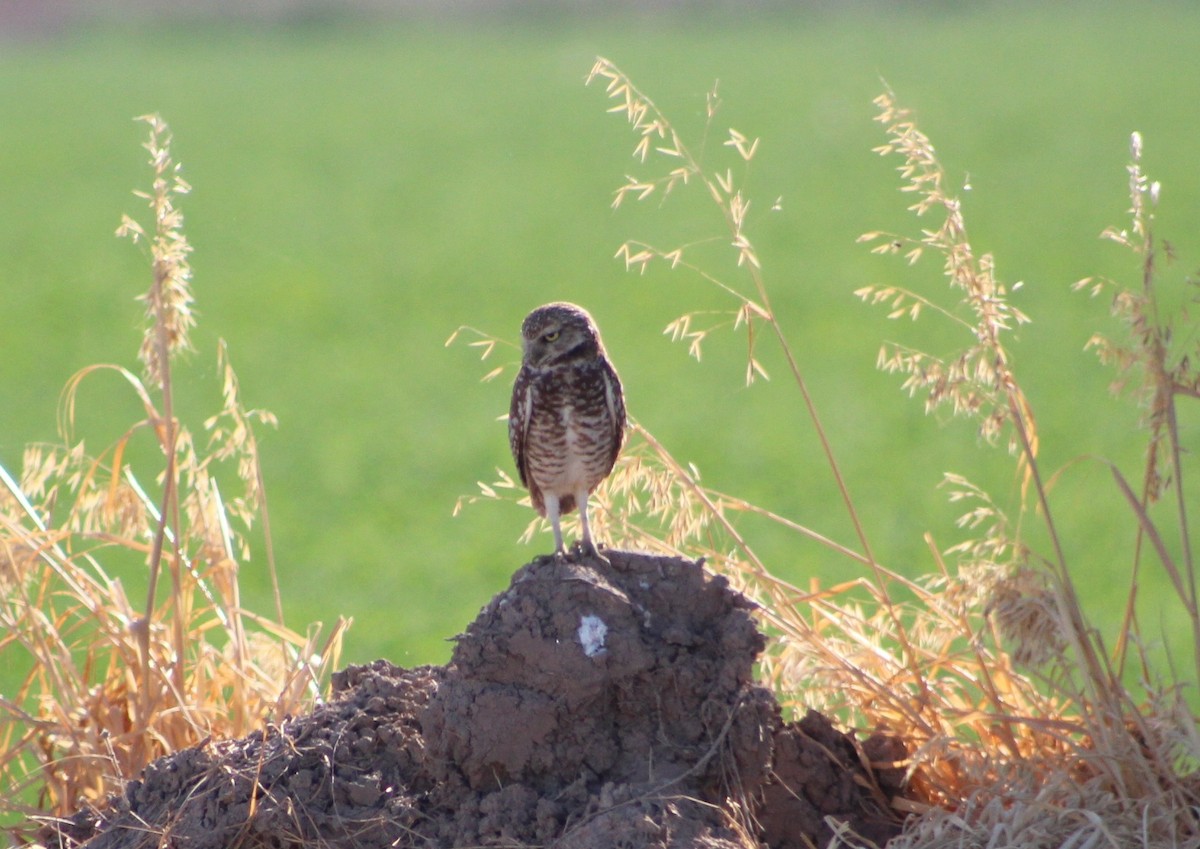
40, 550, 908, 848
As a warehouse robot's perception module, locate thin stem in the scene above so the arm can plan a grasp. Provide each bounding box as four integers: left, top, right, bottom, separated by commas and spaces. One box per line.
1135, 183, 1197, 684
1007, 390, 1125, 714
758, 279, 880, 571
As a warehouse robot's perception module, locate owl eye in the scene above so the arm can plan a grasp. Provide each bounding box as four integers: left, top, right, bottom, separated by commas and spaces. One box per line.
543, 330, 560, 343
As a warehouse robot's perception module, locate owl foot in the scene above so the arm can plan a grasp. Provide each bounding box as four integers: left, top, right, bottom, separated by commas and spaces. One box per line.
570, 539, 610, 565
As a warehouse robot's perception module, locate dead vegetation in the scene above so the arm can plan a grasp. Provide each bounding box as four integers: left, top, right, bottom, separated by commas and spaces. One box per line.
6, 57, 1200, 849
0, 115, 345, 843
459, 62, 1200, 846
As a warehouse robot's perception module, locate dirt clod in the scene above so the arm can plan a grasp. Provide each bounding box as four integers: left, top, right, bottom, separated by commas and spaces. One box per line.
39, 550, 906, 848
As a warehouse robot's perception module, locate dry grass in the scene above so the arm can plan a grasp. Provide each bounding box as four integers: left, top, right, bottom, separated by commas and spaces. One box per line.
11, 59, 1197, 849
0, 115, 346, 843
457, 61, 1200, 847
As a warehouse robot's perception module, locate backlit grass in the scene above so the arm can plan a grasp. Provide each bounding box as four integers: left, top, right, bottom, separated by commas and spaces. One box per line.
1, 4, 1199, 672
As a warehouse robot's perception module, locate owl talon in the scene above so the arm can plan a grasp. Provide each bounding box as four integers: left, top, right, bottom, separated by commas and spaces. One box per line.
573, 539, 611, 565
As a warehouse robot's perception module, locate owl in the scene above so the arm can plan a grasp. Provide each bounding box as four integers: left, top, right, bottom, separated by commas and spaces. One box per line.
509, 302, 626, 558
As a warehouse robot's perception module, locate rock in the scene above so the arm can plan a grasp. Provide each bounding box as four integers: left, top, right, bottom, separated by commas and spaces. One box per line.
38, 550, 906, 849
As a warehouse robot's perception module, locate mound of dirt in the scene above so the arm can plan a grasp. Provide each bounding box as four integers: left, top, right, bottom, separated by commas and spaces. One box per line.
40, 550, 906, 848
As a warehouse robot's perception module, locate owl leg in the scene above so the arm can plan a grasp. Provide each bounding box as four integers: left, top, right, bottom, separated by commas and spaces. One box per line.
577, 489, 609, 563
575, 490, 595, 556
544, 493, 566, 556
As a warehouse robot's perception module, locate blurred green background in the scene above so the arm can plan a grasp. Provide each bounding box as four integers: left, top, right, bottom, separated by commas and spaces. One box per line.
2, 2, 1199, 676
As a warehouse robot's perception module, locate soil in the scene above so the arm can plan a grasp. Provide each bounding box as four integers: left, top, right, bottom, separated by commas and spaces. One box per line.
40, 549, 907, 849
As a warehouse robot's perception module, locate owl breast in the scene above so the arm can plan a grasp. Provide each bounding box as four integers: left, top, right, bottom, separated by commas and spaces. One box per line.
543, 405, 604, 492
520, 360, 621, 512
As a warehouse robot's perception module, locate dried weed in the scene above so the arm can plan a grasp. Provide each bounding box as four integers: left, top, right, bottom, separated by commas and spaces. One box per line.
0, 115, 345, 842
456, 65, 1200, 847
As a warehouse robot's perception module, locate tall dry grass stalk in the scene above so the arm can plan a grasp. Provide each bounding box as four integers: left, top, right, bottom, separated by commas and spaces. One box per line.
586, 57, 881, 579
1076, 132, 1200, 686
456, 64, 1200, 846
856, 104, 1200, 845
0, 115, 345, 842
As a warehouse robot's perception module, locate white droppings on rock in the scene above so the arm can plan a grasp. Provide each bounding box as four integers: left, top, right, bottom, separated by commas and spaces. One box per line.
578, 614, 608, 657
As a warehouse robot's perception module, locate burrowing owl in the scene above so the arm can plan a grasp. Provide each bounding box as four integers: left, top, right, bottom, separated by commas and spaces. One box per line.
509, 302, 626, 557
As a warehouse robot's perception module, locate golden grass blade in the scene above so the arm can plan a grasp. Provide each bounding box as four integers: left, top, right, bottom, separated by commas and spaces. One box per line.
1, 119, 342, 841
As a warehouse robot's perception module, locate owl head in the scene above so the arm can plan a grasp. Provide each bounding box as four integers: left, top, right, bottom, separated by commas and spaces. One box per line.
519, 302, 606, 369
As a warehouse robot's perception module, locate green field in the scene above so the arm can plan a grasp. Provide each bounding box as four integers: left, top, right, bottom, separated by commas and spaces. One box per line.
2, 2, 1200, 672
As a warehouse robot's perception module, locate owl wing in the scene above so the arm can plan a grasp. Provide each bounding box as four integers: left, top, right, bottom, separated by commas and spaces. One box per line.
509, 368, 532, 490
602, 359, 627, 470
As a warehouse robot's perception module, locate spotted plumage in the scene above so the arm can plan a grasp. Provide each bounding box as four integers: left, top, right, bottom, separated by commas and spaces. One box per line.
509, 302, 626, 557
